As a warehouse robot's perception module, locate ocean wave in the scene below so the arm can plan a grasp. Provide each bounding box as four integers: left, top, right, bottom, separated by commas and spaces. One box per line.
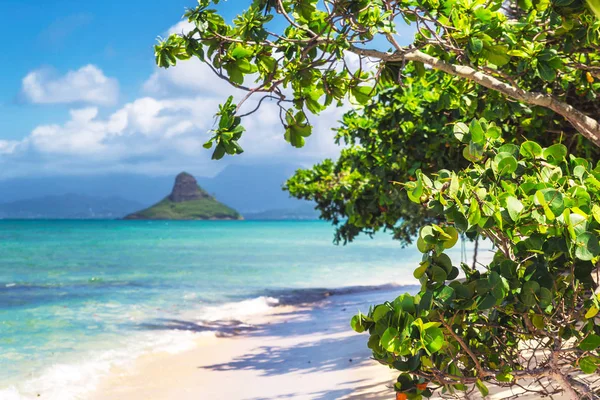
0, 283, 409, 400
265, 282, 419, 305
0, 295, 282, 400
0, 328, 200, 400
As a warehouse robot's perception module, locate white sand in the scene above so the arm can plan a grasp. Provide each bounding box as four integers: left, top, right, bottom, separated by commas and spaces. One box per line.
89, 288, 401, 400
89, 287, 574, 400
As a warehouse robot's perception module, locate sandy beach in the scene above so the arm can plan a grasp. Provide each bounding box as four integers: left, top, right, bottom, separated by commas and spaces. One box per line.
89, 287, 401, 400
87, 284, 576, 400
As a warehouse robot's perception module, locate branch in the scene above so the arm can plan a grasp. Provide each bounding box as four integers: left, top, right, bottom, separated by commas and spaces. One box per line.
440, 317, 492, 379
347, 46, 600, 147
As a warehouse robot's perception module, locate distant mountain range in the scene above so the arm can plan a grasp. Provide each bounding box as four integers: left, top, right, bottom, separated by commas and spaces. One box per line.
244, 203, 320, 220
0, 194, 143, 219
0, 164, 321, 220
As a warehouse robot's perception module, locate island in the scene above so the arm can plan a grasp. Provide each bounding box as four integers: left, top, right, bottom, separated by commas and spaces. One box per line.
123, 172, 242, 220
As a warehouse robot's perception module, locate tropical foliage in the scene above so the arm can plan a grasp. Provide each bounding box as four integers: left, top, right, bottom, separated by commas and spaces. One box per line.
285, 65, 600, 245
156, 0, 600, 397
351, 125, 600, 398
156, 0, 600, 160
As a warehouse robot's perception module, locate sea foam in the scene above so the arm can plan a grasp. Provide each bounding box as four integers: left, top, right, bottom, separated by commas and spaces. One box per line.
0, 296, 280, 400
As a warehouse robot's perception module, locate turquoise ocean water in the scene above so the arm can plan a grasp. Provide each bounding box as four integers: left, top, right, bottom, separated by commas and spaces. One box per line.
0, 220, 477, 399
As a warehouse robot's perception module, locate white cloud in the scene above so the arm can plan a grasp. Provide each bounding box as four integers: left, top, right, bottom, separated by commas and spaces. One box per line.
23, 91, 343, 161
21, 65, 119, 106
143, 58, 233, 97
30, 107, 121, 154
3, 21, 348, 177
167, 20, 195, 35
0, 140, 21, 155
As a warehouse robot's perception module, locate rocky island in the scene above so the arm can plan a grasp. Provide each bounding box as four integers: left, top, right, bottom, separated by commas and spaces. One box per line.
124, 172, 242, 220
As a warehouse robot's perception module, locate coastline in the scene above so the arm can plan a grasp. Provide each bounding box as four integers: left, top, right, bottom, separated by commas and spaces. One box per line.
87, 282, 574, 400
89, 287, 404, 400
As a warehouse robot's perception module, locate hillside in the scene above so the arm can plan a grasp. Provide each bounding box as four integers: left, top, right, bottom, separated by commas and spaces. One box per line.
124, 172, 241, 220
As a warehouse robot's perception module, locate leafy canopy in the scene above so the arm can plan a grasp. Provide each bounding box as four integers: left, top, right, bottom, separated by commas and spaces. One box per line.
157, 0, 600, 159
352, 124, 600, 398
156, 0, 600, 397
285, 64, 600, 245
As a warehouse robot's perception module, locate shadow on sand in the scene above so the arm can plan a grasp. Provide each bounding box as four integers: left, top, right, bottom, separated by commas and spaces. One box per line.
135, 288, 401, 399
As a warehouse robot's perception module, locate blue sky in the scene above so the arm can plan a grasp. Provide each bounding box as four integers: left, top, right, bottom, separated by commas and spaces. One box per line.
0, 0, 415, 179
1, 0, 217, 138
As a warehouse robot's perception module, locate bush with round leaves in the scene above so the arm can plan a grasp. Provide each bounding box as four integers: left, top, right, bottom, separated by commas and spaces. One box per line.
352, 119, 600, 399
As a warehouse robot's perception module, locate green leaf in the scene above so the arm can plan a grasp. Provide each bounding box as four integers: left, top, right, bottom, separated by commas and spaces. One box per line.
453, 122, 470, 142
212, 144, 226, 160
447, 266, 460, 280
237, 59, 257, 73
585, 306, 599, 319
483, 45, 511, 66
413, 262, 429, 279
520, 281, 540, 306
568, 213, 588, 239
489, 271, 509, 300
417, 236, 433, 253
539, 287, 553, 308
534, 189, 564, 220
543, 144, 567, 165
449, 173, 459, 197
587, 0, 600, 19
520, 141, 543, 158
579, 334, 600, 351
442, 226, 459, 249
351, 313, 370, 333
230, 45, 254, 59
470, 119, 485, 144
475, 379, 489, 397
224, 64, 244, 84
473, 7, 493, 21
531, 314, 545, 329
432, 253, 453, 273
537, 62, 556, 82
494, 153, 518, 176
395, 293, 416, 313
422, 326, 444, 354
406, 179, 423, 203
593, 204, 600, 224
470, 37, 483, 54
372, 304, 389, 321
420, 225, 437, 244
438, 285, 455, 303
468, 200, 481, 226
575, 232, 600, 261
506, 196, 524, 221
431, 265, 448, 283
498, 144, 520, 158
486, 125, 501, 140
497, 371, 515, 382
580, 356, 600, 373
508, 49, 530, 57
463, 142, 484, 162
380, 327, 401, 352
478, 293, 497, 310
351, 86, 374, 105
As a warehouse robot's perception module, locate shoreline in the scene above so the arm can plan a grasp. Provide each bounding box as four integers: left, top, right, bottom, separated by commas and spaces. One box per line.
88, 287, 404, 400
4, 280, 574, 400
87, 283, 575, 400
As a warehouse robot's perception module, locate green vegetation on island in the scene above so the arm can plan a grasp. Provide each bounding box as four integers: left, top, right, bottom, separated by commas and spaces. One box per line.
124, 172, 241, 220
